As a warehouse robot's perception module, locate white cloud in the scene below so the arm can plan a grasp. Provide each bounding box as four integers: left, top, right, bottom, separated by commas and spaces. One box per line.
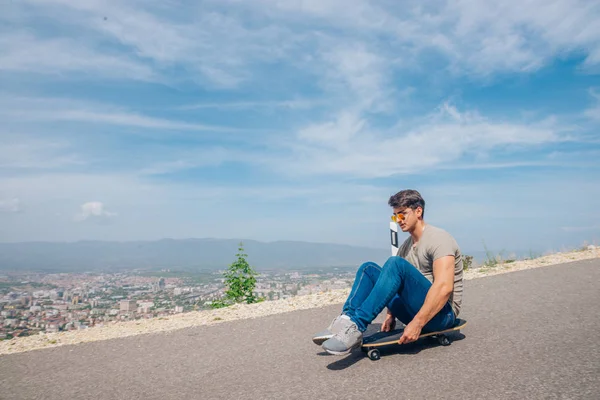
435, 0, 600, 75
584, 88, 600, 120
177, 99, 323, 111
5, 0, 295, 88
0, 136, 83, 170
225, 0, 600, 77
75, 201, 117, 222
320, 43, 392, 112
0, 198, 22, 213
137, 147, 249, 176
44, 109, 239, 132
0, 33, 155, 81
0, 96, 245, 133
584, 106, 600, 120
59, 100, 576, 180
245, 0, 391, 29
3, 0, 599, 93
274, 102, 567, 178
297, 111, 365, 148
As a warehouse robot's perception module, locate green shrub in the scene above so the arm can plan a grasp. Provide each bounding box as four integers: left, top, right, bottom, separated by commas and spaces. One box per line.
210, 299, 230, 309
482, 241, 498, 268
211, 243, 259, 309
463, 255, 473, 271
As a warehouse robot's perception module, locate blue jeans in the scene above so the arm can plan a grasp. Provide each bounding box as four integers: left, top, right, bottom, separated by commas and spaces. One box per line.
342, 256, 455, 332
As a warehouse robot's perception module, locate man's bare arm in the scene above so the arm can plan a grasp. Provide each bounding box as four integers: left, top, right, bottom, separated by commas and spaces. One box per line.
398, 255, 455, 343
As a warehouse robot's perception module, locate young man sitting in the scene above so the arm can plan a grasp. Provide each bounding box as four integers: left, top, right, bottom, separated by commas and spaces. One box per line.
313, 189, 464, 355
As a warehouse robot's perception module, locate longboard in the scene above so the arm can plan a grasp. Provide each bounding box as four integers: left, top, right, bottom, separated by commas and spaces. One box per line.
361, 318, 468, 360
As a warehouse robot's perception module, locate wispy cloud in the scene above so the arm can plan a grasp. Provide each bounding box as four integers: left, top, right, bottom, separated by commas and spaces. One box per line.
0, 136, 83, 170
2, 0, 599, 92
584, 88, 600, 120
268, 102, 569, 178
137, 147, 253, 176
319, 42, 393, 112
42, 109, 241, 132
176, 99, 323, 111
0, 96, 248, 133
4, 0, 298, 88
0, 33, 155, 81
226, 0, 600, 77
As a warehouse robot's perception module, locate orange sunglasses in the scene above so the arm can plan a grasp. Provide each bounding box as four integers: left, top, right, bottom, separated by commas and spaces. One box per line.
391, 213, 406, 223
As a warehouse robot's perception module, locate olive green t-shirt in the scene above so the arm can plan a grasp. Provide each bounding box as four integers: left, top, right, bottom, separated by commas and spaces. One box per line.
396, 224, 463, 316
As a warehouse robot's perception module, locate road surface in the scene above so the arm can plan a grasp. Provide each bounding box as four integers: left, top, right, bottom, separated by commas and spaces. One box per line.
1, 259, 599, 400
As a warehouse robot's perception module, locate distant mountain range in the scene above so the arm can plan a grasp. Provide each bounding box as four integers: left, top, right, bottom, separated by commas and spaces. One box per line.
0, 239, 393, 272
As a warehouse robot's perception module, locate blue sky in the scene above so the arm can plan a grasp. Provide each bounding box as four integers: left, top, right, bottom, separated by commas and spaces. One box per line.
1, 0, 600, 255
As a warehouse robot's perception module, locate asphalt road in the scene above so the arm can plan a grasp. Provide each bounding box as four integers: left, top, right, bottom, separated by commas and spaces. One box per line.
1, 259, 599, 400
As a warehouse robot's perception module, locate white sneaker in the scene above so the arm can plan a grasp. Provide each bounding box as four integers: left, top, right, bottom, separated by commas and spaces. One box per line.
321, 318, 363, 355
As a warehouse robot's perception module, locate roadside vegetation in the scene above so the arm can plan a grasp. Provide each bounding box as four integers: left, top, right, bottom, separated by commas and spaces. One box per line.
210, 243, 264, 309
464, 240, 598, 273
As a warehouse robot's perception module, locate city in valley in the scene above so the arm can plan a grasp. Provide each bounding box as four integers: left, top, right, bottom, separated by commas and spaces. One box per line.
0, 267, 356, 340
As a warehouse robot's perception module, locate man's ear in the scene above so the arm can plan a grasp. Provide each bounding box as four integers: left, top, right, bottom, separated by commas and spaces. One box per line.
416, 207, 423, 218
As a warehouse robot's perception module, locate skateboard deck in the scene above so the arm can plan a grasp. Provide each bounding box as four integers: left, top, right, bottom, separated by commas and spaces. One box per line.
361, 318, 467, 360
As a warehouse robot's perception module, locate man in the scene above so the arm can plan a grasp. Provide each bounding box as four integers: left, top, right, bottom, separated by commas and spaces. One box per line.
313, 189, 464, 355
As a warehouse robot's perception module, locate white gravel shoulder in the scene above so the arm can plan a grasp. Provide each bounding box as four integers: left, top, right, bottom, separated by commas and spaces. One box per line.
1, 247, 598, 355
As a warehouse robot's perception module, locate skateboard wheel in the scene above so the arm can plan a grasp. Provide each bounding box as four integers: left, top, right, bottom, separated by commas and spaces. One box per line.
437, 335, 451, 346
368, 349, 380, 361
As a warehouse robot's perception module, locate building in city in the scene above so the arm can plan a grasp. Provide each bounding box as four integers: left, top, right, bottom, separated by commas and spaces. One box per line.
119, 300, 137, 312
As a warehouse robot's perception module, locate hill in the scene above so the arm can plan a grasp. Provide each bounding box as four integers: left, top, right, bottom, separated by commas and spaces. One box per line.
0, 238, 390, 272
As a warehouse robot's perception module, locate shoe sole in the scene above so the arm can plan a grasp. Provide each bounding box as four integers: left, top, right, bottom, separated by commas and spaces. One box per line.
323, 342, 362, 355
312, 335, 333, 345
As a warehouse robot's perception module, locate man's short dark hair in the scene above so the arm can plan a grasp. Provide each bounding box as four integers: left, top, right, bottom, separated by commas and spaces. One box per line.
388, 190, 425, 218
